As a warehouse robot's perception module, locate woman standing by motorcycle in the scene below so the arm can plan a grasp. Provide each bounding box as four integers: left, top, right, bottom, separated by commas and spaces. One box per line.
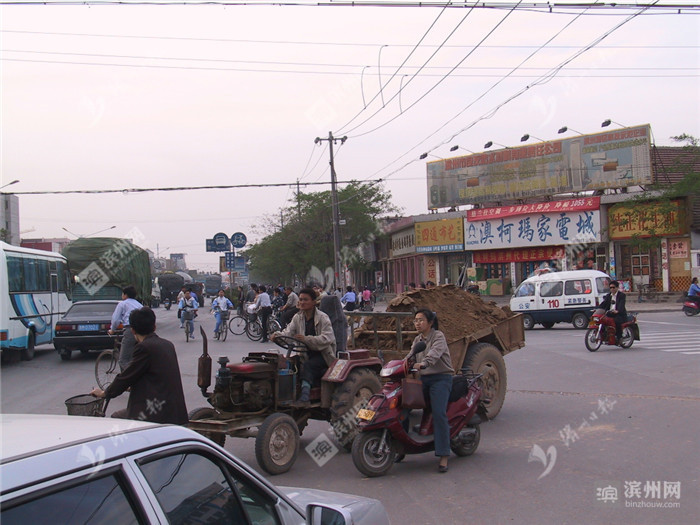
405, 309, 454, 473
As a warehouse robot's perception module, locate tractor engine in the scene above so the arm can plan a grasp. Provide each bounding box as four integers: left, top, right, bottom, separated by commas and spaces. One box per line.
209, 356, 275, 413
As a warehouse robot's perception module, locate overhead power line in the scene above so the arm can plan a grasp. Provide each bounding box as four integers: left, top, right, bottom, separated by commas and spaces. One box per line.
4, 179, 383, 196
0, 1, 698, 13
3, 30, 698, 49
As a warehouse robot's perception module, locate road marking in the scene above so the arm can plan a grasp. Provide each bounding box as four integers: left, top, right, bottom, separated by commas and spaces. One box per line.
682, 351, 700, 355
637, 331, 700, 353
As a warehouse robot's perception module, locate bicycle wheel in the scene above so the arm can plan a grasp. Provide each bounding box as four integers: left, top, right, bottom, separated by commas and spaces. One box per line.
220, 320, 228, 341
95, 349, 119, 390
185, 320, 191, 342
246, 320, 263, 341
268, 318, 282, 334
229, 315, 247, 336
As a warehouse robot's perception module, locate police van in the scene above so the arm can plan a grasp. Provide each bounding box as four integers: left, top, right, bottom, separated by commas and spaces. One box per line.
510, 270, 612, 330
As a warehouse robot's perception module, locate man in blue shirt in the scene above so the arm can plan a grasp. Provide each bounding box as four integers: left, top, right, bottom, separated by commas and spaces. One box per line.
688, 277, 700, 307
110, 285, 143, 371
211, 289, 233, 337
178, 290, 199, 339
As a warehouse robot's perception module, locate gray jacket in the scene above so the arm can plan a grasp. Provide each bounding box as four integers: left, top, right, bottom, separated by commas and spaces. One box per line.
276, 308, 337, 366
409, 329, 454, 376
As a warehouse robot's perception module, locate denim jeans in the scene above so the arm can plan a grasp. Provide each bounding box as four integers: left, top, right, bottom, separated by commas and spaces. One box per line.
421, 373, 453, 457
214, 312, 223, 333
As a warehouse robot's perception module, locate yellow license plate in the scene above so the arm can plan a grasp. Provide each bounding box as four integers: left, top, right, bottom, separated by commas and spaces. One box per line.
357, 409, 375, 421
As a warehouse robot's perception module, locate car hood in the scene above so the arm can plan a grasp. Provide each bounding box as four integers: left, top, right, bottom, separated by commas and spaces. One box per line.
279, 486, 390, 524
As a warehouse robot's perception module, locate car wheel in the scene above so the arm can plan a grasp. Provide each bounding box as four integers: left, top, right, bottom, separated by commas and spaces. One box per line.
522, 314, 534, 330
21, 332, 35, 361
572, 313, 589, 330
59, 349, 72, 361
541, 322, 555, 329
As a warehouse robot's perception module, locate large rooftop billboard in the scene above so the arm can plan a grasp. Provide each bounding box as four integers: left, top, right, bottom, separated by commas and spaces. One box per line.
426, 125, 653, 209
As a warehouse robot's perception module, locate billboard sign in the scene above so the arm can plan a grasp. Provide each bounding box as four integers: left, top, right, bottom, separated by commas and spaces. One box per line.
426, 125, 652, 208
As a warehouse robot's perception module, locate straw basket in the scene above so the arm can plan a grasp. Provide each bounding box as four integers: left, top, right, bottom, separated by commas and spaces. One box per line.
65, 394, 106, 417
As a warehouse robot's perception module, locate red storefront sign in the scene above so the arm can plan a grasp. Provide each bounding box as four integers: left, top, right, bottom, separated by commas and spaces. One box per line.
467, 197, 600, 221
473, 246, 565, 264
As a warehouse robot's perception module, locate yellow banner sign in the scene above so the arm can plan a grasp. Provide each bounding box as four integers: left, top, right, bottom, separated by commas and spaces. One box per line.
609, 200, 686, 239
415, 218, 464, 253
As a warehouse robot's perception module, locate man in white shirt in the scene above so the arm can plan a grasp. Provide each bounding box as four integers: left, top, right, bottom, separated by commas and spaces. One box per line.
254, 285, 273, 343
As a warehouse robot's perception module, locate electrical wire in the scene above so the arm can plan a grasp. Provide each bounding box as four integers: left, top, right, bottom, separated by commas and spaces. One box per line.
345, 0, 524, 138
333, 1, 450, 134
363, 1, 661, 184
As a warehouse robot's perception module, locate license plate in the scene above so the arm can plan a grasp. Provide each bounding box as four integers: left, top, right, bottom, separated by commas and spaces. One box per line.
357, 409, 375, 421
78, 324, 100, 331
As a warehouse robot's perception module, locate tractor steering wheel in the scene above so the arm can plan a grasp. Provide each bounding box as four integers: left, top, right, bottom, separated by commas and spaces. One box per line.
272, 335, 311, 358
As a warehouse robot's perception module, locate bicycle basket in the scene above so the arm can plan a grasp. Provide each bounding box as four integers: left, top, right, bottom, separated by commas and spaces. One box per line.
182, 310, 195, 320
65, 394, 106, 417
220, 310, 230, 320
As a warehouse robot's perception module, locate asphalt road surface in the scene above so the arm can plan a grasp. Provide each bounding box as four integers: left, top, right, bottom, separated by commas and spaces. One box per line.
2, 307, 698, 524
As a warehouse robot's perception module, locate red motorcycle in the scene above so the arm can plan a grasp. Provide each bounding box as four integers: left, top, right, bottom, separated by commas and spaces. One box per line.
351, 358, 487, 477
585, 308, 640, 352
682, 296, 700, 316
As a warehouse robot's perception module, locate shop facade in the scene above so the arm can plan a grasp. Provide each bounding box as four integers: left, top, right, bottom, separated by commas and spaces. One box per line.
465, 197, 605, 293
607, 198, 692, 292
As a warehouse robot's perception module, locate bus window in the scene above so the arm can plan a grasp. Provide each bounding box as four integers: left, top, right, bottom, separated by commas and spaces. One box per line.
7, 255, 23, 292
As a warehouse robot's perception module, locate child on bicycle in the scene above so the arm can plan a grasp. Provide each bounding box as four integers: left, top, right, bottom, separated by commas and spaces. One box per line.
211, 289, 233, 337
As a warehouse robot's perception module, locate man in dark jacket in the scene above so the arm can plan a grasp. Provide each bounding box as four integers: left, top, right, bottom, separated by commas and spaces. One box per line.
91, 307, 188, 425
599, 280, 627, 342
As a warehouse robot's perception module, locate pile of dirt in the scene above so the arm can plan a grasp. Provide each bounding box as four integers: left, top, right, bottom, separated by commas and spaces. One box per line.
352, 284, 513, 352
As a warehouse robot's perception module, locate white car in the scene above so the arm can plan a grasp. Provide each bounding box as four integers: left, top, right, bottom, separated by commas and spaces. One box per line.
0, 414, 390, 525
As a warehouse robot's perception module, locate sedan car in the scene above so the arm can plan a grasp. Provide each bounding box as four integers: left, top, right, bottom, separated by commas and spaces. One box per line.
0, 414, 391, 525
53, 300, 120, 360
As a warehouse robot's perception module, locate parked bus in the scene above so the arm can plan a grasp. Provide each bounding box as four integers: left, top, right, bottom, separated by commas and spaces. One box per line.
0, 242, 72, 361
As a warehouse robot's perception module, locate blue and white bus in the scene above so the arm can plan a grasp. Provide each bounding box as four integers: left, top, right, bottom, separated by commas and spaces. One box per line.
0, 242, 72, 361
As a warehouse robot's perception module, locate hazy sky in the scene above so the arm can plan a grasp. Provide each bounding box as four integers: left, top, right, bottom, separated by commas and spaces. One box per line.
2, 2, 698, 271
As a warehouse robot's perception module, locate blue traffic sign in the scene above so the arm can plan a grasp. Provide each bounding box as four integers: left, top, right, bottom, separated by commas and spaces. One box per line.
231, 232, 247, 249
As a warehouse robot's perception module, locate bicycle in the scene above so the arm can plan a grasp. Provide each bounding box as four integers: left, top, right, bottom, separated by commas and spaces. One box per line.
213, 309, 230, 342
372, 286, 385, 305
182, 308, 196, 342
637, 284, 659, 303
95, 332, 123, 390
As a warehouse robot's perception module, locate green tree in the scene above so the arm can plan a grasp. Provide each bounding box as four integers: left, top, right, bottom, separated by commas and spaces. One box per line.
246, 181, 399, 285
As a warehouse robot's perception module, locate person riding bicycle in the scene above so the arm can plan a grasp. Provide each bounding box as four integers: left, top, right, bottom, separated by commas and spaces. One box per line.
178, 290, 199, 339
211, 289, 233, 337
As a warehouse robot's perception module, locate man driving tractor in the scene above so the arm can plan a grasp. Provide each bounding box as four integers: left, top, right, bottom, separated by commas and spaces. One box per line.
271, 287, 336, 405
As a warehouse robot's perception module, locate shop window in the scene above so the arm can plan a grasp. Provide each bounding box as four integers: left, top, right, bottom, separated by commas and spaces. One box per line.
540, 281, 563, 297
565, 279, 592, 295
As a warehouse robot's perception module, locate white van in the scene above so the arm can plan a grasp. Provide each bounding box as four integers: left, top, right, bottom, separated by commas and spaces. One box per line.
510, 270, 612, 330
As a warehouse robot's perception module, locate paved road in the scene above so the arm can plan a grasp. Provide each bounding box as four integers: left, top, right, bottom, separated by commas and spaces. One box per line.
2, 306, 698, 524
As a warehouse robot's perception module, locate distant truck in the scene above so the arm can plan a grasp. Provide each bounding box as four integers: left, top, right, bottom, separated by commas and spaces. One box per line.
204, 275, 223, 297
62, 238, 152, 305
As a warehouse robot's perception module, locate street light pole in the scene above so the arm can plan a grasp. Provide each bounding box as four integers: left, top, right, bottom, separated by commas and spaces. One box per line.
315, 132, 347, 290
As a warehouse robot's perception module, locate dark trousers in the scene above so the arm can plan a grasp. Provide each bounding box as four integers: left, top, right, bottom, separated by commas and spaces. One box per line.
300, 352, 328, 387
612, 313, 625, 339
421, 373, 453, 457
281, 307, 298, 328
260, 306, 272, 341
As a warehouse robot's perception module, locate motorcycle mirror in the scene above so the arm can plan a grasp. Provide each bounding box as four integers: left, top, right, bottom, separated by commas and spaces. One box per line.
413, 341, 427, 353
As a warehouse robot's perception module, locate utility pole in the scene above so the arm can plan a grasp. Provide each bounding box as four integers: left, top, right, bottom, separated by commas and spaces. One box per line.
315, 132, 347, 290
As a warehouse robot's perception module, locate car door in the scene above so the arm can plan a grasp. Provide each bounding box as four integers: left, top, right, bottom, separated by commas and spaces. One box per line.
128, 443, 304, 525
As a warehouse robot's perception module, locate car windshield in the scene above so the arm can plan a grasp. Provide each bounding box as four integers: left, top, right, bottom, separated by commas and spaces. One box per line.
68, 303, 117, 316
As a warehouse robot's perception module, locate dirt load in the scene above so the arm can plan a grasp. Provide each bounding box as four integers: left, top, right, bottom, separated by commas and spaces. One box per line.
353, 284, 513, 351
